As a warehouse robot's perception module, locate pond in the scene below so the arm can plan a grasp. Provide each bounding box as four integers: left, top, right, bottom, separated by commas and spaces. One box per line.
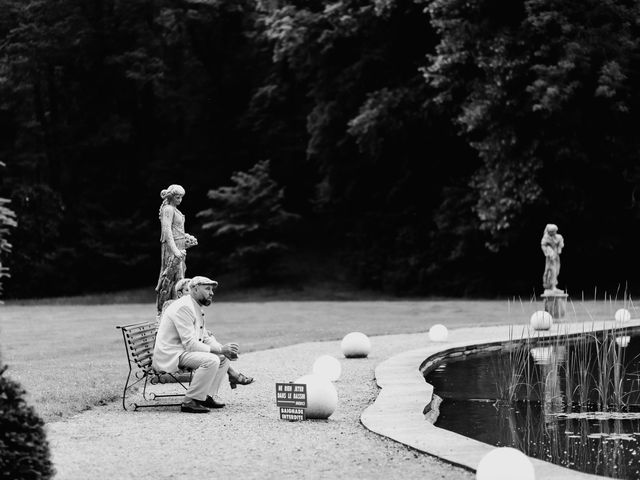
425, 328, 640, 479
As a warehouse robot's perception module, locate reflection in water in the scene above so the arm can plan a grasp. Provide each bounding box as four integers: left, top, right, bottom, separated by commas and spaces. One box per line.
426, 332, 640, 479
494, 402, 640, 479
617, 336, 631, 347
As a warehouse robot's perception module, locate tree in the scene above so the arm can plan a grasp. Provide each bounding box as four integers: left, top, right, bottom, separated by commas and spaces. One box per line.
258, 0, 481, 292
424, 0, 640, 255
197, 160, 298, 281
0, 162, 16, 299
262, 0, 441, 214
0, 0, 272, 296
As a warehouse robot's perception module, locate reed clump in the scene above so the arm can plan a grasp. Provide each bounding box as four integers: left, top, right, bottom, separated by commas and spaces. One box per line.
495, 296, 640, 414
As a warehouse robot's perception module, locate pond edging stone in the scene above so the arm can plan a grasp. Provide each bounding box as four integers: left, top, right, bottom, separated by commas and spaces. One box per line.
361, 321, 640, 480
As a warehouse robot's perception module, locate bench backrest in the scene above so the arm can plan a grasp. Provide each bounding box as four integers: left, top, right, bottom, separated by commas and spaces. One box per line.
119, 321, 158, 371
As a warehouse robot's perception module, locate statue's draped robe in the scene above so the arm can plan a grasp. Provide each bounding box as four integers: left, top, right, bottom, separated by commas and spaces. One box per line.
155, 205, 186, 313
541, 233, 564, 290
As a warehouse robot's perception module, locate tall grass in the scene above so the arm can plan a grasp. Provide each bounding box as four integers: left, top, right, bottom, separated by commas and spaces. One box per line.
492, 326, 532, 403
495, 296, 640, 413
490, 296, 640, 478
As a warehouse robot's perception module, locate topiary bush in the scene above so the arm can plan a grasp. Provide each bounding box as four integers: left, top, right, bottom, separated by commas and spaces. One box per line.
0, 363, 54, 479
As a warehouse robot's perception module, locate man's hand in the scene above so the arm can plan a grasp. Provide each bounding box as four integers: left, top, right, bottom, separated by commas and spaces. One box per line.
221, 343, 239, 360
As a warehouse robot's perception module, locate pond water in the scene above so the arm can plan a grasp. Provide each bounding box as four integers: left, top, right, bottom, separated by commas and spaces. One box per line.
425, 330, 640, 479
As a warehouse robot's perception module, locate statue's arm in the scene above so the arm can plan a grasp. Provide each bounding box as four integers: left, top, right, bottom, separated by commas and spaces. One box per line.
161, 206, 182, 256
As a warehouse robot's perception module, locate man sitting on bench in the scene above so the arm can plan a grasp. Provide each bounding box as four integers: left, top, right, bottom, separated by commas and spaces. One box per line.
152, 275, 240, 413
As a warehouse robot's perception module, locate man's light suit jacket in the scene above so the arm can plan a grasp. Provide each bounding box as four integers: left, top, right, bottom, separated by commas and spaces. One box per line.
152, 295, 222, 373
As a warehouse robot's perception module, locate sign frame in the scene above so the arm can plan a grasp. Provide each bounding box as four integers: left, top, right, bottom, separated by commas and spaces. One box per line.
275, 382, 308, 408
276, 382, 307, 420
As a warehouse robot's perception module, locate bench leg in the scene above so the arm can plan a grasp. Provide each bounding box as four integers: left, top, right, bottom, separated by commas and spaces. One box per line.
122, 369, 148, 411
122, 367, 133, 411
123, 370, 192, 411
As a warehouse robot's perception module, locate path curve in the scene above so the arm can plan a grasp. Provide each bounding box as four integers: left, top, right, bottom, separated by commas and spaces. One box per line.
48, 334, 473, 480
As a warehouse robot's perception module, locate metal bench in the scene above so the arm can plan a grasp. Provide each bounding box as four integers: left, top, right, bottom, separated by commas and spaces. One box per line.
116, 320, 191, 411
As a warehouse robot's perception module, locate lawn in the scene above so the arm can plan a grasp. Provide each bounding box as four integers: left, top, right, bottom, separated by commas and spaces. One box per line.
0, 296, 628, 422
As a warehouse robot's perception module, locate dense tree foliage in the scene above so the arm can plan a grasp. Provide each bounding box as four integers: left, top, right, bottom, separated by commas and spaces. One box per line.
424, 0, 640, 290
0, 163, 16, 298
0, 0, 269, 295
0, 0, 639, 297
198, 160, 298, 279
260, 0, 482, 293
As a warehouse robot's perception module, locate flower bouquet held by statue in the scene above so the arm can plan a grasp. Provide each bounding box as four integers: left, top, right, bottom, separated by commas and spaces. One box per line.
185, 233, 198, 249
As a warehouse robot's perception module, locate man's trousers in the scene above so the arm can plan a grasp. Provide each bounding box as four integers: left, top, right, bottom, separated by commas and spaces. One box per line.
178, 352, 230, 401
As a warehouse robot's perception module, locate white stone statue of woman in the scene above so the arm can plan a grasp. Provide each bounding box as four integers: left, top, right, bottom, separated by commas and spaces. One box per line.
155, 184, 198, 314
541, 224, 564, 293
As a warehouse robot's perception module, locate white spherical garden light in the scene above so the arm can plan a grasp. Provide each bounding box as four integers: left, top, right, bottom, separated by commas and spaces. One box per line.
615, 308, 631, 322
341, 332, 371, 358
530, 310, 553, 331
476, 447, 535, 480
312, 355, 342, 381
294, 374, 338, 419
428, 324, 448, 342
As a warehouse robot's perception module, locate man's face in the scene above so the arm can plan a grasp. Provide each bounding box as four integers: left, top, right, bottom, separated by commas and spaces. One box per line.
193, 284, 215, 306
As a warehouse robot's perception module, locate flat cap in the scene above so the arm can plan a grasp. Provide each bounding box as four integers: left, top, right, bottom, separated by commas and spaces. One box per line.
189, 276, 219, 289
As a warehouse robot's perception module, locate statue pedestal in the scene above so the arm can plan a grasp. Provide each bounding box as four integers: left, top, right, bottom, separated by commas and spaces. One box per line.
541, 291, 568, 319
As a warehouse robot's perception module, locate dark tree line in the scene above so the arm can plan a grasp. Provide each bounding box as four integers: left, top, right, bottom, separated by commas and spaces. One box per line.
1, 0, 639, 298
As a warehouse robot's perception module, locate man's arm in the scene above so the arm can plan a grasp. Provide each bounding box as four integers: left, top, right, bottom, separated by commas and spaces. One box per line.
203, 330, 223, 353
204, 333, 239, 358
173, 311, 236, 356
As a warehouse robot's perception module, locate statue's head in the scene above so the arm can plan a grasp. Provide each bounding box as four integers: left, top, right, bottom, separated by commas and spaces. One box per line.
160, 184, 185, 204
545, 224, 558, 235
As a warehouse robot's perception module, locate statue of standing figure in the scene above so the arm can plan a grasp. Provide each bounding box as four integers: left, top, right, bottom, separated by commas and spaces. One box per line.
541, 223, 564, 293
155, 184, 198, 315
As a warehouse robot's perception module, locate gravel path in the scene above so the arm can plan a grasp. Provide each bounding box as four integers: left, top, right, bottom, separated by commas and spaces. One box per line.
48, 332, 473, 480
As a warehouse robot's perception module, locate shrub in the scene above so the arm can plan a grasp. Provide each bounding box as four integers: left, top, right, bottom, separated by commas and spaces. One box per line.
0, 364, 54, 480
